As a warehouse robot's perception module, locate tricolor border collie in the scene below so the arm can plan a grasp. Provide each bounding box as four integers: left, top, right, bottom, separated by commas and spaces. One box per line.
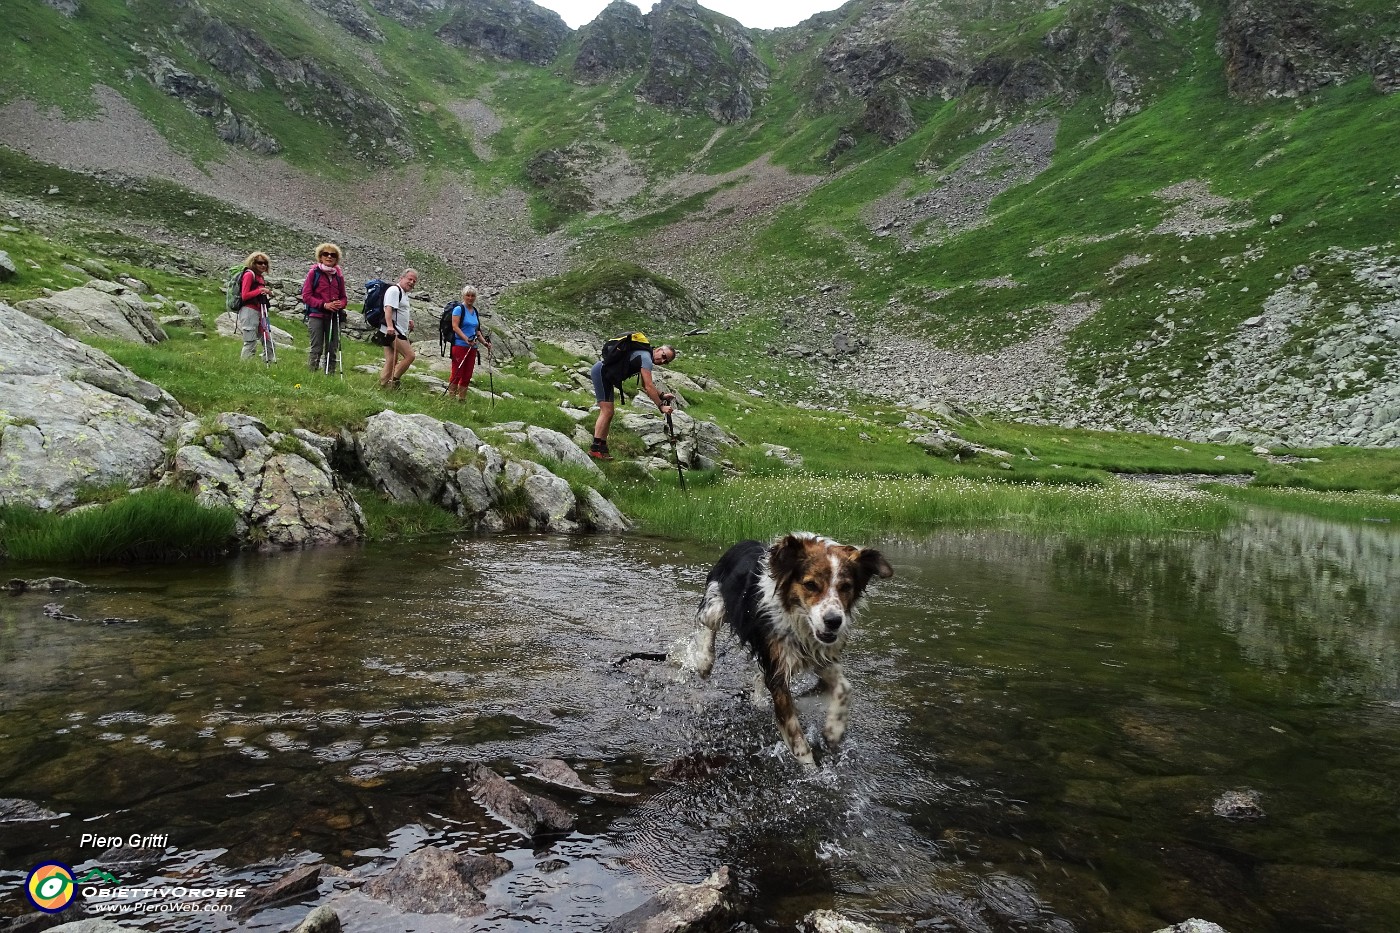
690, 532, 893, 769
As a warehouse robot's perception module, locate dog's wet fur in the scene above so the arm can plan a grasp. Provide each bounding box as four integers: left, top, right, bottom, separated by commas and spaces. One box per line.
691, 532, 894, 769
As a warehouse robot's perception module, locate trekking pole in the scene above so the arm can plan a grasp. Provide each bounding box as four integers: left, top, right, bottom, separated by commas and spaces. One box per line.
665, 409, 687, 494
484, 332, 495, 408
336, 314, 344, 376
260, 307, 273, 365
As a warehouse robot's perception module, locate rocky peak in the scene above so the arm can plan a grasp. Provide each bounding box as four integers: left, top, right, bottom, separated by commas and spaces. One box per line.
637, 0, 770, 123
573, 0, 650, 85
435, 0, 572, 67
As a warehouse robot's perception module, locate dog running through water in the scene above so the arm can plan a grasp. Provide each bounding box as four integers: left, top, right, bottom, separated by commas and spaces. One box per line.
688, 532, 894, 770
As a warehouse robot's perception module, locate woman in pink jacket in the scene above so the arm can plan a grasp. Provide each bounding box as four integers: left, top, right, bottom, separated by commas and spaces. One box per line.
301, 242, 348, 373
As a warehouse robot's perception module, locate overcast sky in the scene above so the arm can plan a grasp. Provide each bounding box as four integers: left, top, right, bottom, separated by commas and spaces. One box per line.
538, 0, 848, 30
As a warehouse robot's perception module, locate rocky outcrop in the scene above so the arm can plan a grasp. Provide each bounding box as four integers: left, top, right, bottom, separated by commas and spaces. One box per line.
143, 52, 281, 154
435, 0, 571, 67
573, 0, 650, 84
303, 0, 384, 43
799, 911, 884, 933
17, 281, 168, 344
363, 846, 510, 917
1220, 0, 1400, 100
43, 0, 80, 15
171, 0, 408, 160
638, 0, 769, 123
0, 304, 186, 510
355, 410, 628, 533
167, 414, 365, 549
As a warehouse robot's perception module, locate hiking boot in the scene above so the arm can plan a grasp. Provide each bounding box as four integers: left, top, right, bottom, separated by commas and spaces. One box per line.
589, 440, 613, 461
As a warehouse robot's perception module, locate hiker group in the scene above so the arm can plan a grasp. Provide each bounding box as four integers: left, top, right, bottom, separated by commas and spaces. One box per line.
225, 244, 493, 396
225, 247, 684, 465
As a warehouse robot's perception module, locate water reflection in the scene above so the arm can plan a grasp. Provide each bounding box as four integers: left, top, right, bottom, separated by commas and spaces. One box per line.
0, 516, 1397, 932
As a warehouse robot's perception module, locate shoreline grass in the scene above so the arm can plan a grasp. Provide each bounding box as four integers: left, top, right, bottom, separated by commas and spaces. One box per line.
1206, 485, 1400, 527
0, 490, 236, 563
613, 474, 1237, 546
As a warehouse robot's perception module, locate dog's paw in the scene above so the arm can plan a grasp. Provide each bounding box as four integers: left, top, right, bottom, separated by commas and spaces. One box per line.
823, 721, 846, 746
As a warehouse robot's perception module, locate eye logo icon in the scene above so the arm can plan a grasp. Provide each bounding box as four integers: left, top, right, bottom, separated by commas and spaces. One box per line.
25, 862, 76, 913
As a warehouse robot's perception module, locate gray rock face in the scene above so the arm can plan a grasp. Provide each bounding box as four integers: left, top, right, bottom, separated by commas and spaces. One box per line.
603, 865, 736, 933
18, 284, 168, 344
363, 846, 510, 917
574, 0, 650, 84
42, 0, 80, 15
1, 304, 186, 510
0, 250, 15, 281
169, 415, 364, 549
638, 0, 769, 123
303, 0, 384, 43
435, 0, 571, 67
1219, 0, 1399, 100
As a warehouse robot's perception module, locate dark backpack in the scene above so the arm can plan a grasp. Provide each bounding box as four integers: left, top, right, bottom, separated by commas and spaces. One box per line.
600, 331, 651, 400
438, 301, 460, 356
362, 278, 391, 328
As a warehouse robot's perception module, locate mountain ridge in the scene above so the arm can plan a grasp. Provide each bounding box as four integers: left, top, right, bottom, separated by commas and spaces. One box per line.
2, 0, 1399, 447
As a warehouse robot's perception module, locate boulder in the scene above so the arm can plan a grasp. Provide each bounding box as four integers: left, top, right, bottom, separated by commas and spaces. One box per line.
363, 846, 509, 918
603, 865, 737, 933
357, 411, 483, 506
357, 411, 628, 533
0, 250, 15, 281
526, 424, 602, 475
167, 415, 364, 549
1, 304, 186, 510
17, 285, 167, 344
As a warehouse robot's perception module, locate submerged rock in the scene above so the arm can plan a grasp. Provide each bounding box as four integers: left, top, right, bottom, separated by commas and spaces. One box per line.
0, 798, 61, 823
289, 905, 341, 933
1211, 789, 1265, 821
466, 763, 575, 837
362, 846, 509, 918
526, 758, 638, 802
799, 909, 885, 932
603, 865, 737, 933
232, 864, 322, 919
1152, 921, 1231, 933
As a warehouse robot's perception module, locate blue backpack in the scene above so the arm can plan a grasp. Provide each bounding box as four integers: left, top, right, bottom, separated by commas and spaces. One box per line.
362, 279, 391, 328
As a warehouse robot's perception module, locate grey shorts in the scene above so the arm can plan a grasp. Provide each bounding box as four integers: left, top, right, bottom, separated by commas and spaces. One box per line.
590, 360, 615, 402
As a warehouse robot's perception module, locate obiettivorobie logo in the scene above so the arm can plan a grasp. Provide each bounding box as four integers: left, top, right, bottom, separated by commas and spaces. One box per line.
24, 865, 122, 913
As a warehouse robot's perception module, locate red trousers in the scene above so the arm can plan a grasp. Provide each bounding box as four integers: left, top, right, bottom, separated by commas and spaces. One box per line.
449, 344, 478, 387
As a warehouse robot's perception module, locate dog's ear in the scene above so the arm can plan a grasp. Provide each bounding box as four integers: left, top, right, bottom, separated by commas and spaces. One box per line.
768, 534, 808, 585
856, 548, 894, 581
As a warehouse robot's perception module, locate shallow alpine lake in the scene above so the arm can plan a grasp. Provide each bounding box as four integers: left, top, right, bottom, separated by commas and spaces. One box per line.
1, 513, 1398, 932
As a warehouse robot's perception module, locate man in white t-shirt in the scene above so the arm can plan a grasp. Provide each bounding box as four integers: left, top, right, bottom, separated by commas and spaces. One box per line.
378, 268, 418, 388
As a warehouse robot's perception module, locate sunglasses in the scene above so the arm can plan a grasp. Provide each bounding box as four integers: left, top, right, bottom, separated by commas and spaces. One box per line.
319, 252, 338, 259
254, 260, 268, 266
